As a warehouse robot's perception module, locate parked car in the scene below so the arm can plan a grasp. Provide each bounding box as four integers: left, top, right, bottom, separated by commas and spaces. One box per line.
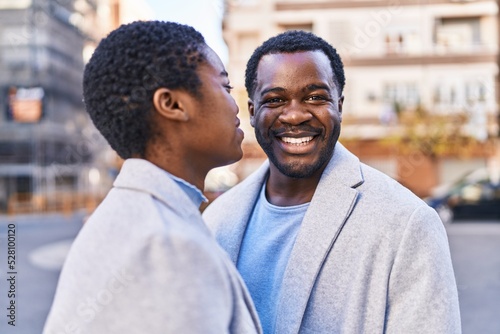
425, 168, 500, 224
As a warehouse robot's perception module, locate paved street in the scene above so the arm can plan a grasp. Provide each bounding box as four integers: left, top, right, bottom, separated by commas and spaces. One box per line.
0, 212, 84, 334
446, 222, 500, 334
0, 213, 499, 334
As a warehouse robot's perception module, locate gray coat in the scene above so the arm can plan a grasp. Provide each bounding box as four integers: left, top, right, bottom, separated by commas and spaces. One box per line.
203, 143, 461, 334
43, 159, 261, 334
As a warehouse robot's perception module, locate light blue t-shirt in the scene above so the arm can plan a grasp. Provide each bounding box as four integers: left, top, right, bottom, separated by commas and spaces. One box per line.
237, 183, 309, 334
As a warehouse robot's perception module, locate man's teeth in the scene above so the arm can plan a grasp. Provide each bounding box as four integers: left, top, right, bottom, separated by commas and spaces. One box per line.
281, 136, 313, 145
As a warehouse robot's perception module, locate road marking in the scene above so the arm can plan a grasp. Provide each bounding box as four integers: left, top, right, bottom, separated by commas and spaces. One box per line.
28, 239, 74, 271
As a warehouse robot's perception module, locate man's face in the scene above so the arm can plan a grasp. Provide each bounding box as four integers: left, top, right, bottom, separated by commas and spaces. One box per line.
249, 50, 343, 179
187, 46, 244, 170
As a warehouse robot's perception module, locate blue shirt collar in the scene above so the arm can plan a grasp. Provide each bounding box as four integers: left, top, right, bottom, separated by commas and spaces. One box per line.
163, 170, 208, 208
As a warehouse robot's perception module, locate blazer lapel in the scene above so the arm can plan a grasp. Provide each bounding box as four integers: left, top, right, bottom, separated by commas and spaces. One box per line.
275, 143, 364, 333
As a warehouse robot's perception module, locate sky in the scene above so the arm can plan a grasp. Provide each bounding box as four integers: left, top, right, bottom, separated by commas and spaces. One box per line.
144, 0, 229, 65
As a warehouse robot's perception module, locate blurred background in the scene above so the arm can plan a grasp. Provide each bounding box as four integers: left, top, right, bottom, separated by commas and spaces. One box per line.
0, 0, 499, 333
0, 0, 499, 214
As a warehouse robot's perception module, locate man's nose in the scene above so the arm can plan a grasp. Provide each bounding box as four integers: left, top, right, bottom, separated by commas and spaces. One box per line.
278, 100, 313, 125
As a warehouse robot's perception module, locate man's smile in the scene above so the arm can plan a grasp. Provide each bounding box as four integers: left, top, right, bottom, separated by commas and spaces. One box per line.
280, 136, 314, 145
273, 132, 321, 155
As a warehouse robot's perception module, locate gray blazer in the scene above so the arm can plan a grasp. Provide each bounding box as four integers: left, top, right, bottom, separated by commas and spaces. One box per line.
43, 159, 261, 334
203, 143, 461, 334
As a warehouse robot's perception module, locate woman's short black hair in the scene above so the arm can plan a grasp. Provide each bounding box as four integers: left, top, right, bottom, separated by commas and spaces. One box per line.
245, 30, 345, 98
83, 21, 206, 159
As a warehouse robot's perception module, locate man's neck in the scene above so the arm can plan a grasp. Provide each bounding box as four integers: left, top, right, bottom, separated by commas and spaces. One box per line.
265, 165, 323, 207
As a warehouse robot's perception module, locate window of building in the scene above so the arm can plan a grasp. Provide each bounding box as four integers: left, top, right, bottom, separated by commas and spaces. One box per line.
280, 23, 313, 33
433, 77, 492, 113
55, 175, 77, 190
434, 16, 481, 51
384, 31, 421, 55
383, 82, 420, 110
0, 141, 32, 164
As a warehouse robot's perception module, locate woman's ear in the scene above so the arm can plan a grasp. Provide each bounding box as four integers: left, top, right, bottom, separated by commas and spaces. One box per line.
153, 88, 189, 122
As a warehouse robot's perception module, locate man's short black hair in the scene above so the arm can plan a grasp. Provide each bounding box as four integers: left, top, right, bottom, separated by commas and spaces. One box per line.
245, 30, 345, 98
83, 21, 206, 159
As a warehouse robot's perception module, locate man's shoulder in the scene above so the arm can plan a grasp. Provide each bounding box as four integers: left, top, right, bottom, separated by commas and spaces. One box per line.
204, 162, 268, 217
339, 162, 440, 229
351, 163, 441, 227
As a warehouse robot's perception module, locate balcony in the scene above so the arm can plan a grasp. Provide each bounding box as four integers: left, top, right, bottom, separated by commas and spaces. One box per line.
275, 0, 487, 11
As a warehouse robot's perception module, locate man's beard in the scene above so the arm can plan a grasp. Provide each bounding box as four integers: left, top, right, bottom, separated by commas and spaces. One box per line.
255, 127, 339, 179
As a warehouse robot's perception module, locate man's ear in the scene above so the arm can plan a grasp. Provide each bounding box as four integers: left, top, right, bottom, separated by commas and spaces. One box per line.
153, 88, 189, 122
248, 99, 256, 127
338, 95, 344, 122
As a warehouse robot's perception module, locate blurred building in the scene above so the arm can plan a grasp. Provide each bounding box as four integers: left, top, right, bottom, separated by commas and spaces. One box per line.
107, 0, 152, 30
223, 0, 500, 196
0, 0, 150, 213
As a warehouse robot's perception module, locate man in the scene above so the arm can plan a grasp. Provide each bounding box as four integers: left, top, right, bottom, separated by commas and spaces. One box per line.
44, 21, 261, 334
203, 30, 461, 333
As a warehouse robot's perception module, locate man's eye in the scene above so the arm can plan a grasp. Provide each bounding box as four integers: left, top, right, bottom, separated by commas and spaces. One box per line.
307, 95, 326, 101
263, 97, 283, 104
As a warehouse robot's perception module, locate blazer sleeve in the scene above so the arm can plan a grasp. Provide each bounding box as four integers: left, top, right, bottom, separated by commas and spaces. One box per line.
385, 205, 461, 334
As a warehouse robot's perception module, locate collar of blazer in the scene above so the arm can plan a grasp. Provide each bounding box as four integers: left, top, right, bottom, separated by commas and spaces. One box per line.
113, 158, 201, 221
